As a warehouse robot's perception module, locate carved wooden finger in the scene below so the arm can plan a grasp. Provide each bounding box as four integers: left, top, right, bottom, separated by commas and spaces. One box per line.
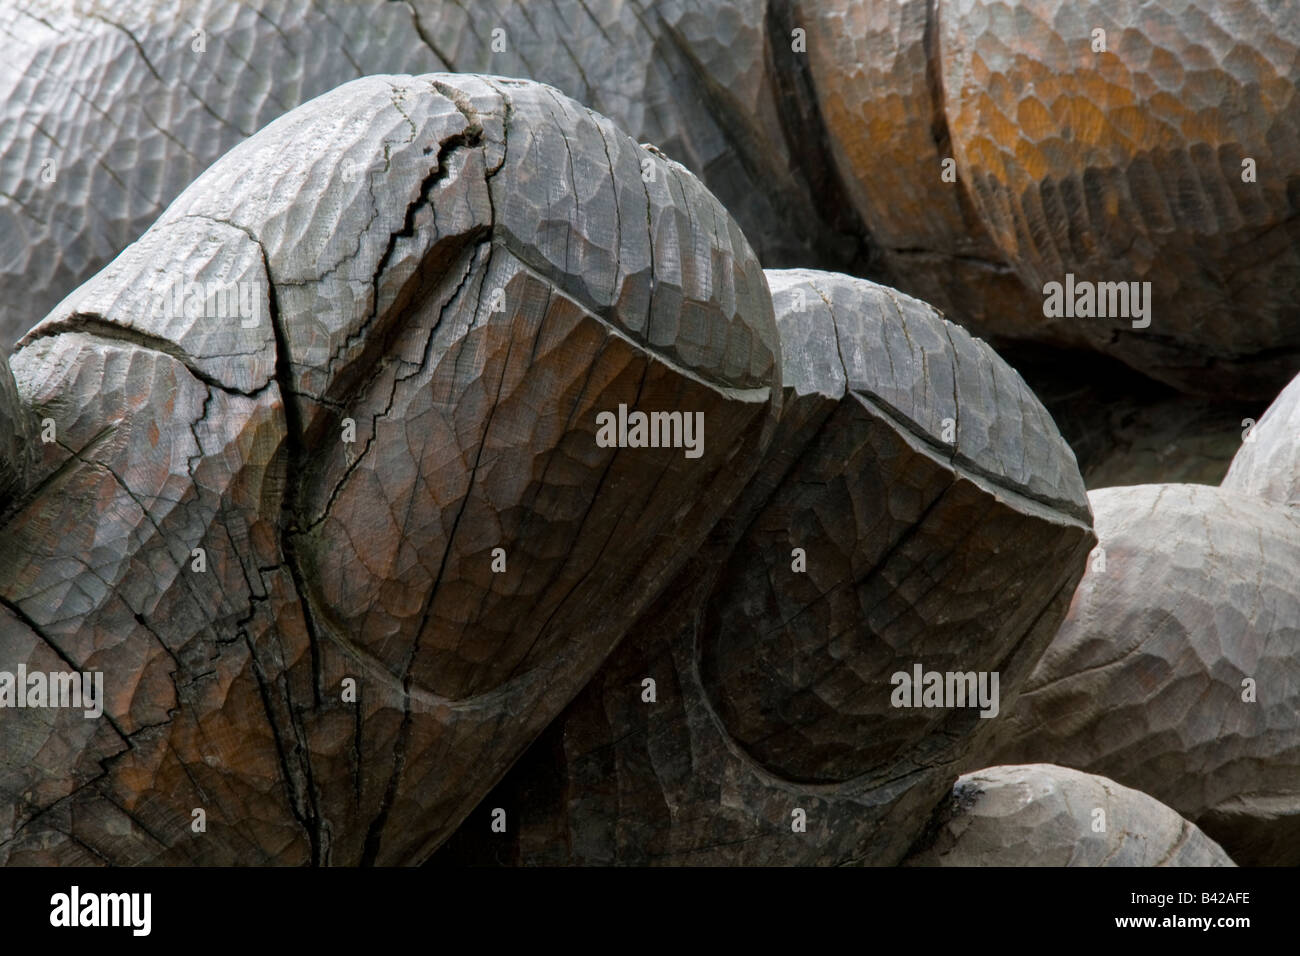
905, 764, 1235, 867
797, 0, 1300, 397
985, 483, 1300, 866
940, 0, 1300, 398
1223, 371, 1300, 507
405, 0, 867, 274
0, 73, 780, 865
7, 0, 1295, 400
703, 270, 1092, 785
433, 270, 1095, 865
796, 0, 1047, 347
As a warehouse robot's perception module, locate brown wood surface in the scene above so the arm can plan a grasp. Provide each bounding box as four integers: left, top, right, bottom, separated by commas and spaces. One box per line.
0, 73, 781, 865
433, 271, 1095, 865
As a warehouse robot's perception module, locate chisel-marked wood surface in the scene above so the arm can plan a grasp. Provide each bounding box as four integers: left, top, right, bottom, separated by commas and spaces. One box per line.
0, 355, 34, 509
7, 0, 1297, 401
0, 73, 780, 865
0, 0, 437, 351
795, 0, 1044, 345
2, 2, 1295, 870
433, 271, 1094, 865
986, 483, 1300, 866
1223, 371, 1300, 507
703, 271, 1092, 785
905, 764, 1235, 866
939, 0, 1300, 398
0, 0, 865, 350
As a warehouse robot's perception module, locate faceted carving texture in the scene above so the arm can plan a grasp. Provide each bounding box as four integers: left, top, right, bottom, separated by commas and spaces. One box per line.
796, 0, 1045, 344
906, 764, 1235, 866
1, 1, 1293, 870
986, 484, 1300, 866
433, 271, 1095, 865
1223, 371, 1300, 507
796, 0, 1300, 398
6, 0, 1296, 398
0, 0, 866, 351
0, 73, 780, 865
939, 0, 1300, 397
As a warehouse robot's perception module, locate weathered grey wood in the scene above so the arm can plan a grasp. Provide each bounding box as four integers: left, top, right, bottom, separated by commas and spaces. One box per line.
0, 0, 439, 351
405, 0, 867, 273
906, 764, 1235, 867
0, 73, 780, 865
433, 271, 1095, 865
5, 0, 1297, 400
2, 3, 1294, 867
0, 354, 35, 509
0, 0, 865, 351
703, 271, 1092, 785
986, 483, 1300, 866
1223, 371, 1300, 507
